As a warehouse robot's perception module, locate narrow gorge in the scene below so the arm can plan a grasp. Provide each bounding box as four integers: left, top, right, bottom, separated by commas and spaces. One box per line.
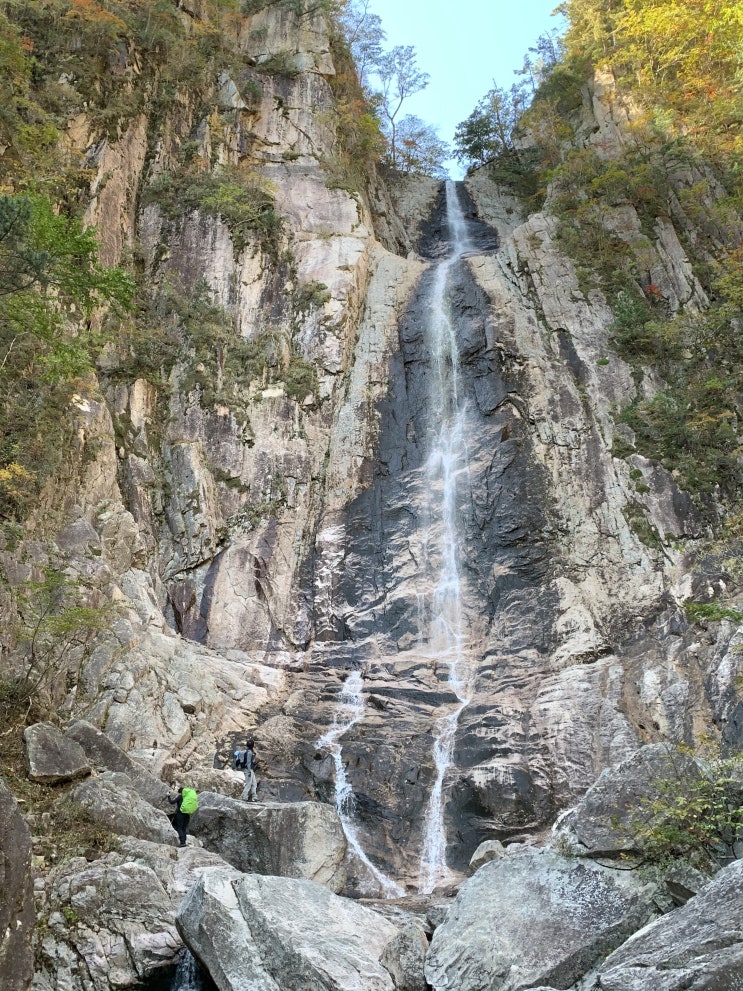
1, 2, 742, 990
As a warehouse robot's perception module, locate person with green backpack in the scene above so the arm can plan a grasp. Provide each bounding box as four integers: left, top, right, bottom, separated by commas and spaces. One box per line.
168, 786, 199, 847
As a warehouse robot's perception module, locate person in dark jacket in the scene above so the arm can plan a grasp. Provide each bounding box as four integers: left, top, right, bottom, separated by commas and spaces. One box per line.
168, 788, 190, 847
236, 740, 258, 802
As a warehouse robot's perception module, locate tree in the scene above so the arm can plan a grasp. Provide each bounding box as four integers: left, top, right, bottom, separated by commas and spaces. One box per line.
0, 10, 59, 177
516, 29, 566, 92
453, 85, 526, 168
374, 45, 429, 169
394, 115, 450, 178
339, 0, 386, 92
2, 567, 114, 718
0, 193, 133, 518
630, 743, 743, 869
0, 193, 133, 377
454, 102, 500, 167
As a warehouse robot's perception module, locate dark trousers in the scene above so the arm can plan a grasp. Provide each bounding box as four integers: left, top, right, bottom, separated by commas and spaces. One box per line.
173, 810, 190, 846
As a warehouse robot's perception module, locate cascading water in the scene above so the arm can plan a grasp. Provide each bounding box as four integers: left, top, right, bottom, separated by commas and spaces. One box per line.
417, 181, 475, 894
318, 183, 477, 897
317, 670, 405, 898
169, 951, 210, 991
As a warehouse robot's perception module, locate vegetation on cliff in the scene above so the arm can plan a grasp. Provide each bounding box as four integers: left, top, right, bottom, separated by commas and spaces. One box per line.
456, 0, 743, 505
0, 0, 356, 526
339, 0, 450, 177
629, 743, 743, 869
0, 7, 742, 977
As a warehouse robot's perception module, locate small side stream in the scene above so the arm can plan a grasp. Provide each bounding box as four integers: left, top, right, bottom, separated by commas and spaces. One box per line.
317, 670, 405, 898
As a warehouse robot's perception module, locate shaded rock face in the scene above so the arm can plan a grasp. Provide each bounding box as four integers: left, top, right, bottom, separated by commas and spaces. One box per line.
24, 723, 91, 785
556, 743, 704, 856
0, 777, 35, 991
595, 859, 743, 990
190, 793, 347, 892
177, 868, 424, 991
425, 849, 657, 991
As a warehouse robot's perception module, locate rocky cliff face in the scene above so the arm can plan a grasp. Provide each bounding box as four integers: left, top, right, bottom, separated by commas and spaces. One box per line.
3, 3, 743, 987
16, 0, 742, 866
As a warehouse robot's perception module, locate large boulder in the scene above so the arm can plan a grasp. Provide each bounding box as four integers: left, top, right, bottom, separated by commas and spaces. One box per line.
34, 838, 226, 989
380, 922, 429, 991
555, 744, 703, 856
469, 839, 506, 872
425, 849, 657, 991
190, 793, 347, 892
72, 772, 176, 845
595, 859, 743, 989
65, 720, 170, 808
177, 867, 424, 991
24, 722, 91, 785
0, 776, 35, 991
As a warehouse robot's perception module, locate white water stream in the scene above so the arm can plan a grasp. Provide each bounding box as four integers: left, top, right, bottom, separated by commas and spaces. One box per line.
318, 183, 475, 898
317, 670, 405, 898
170, 951, 205, 990
417, 181, 475, 894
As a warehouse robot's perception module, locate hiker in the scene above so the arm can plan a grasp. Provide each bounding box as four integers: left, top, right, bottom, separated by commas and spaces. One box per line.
235, 739, 258, 802
168, 786, 198, 846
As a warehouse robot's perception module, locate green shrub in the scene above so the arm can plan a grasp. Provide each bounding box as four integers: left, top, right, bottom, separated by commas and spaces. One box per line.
294, 281, 331, 313
283, 352, 318, 402
254, 51, 301, 77
3, 567, 115, 713
683, 601, 743, 625
619, 378, 742, 497
143, 166, 282, 254
0, 193, 133, 520
609, 289, 655, 355
631, 747, 743, 869
622, 501, 662, 549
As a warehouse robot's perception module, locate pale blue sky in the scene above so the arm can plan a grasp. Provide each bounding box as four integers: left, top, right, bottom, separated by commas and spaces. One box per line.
367, 0, 564, 175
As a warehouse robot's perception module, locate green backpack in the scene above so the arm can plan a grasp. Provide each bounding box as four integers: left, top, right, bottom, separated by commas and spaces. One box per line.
180, 788, 199, 814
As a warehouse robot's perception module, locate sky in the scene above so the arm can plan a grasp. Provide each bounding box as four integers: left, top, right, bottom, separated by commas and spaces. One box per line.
366, 0, 565, 176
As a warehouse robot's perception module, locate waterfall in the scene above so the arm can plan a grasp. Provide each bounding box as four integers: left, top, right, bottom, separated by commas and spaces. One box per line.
417, 181, 475, 894
169, 951, 207, 991
317, 670, 405, 898
316, 183, 476, 898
